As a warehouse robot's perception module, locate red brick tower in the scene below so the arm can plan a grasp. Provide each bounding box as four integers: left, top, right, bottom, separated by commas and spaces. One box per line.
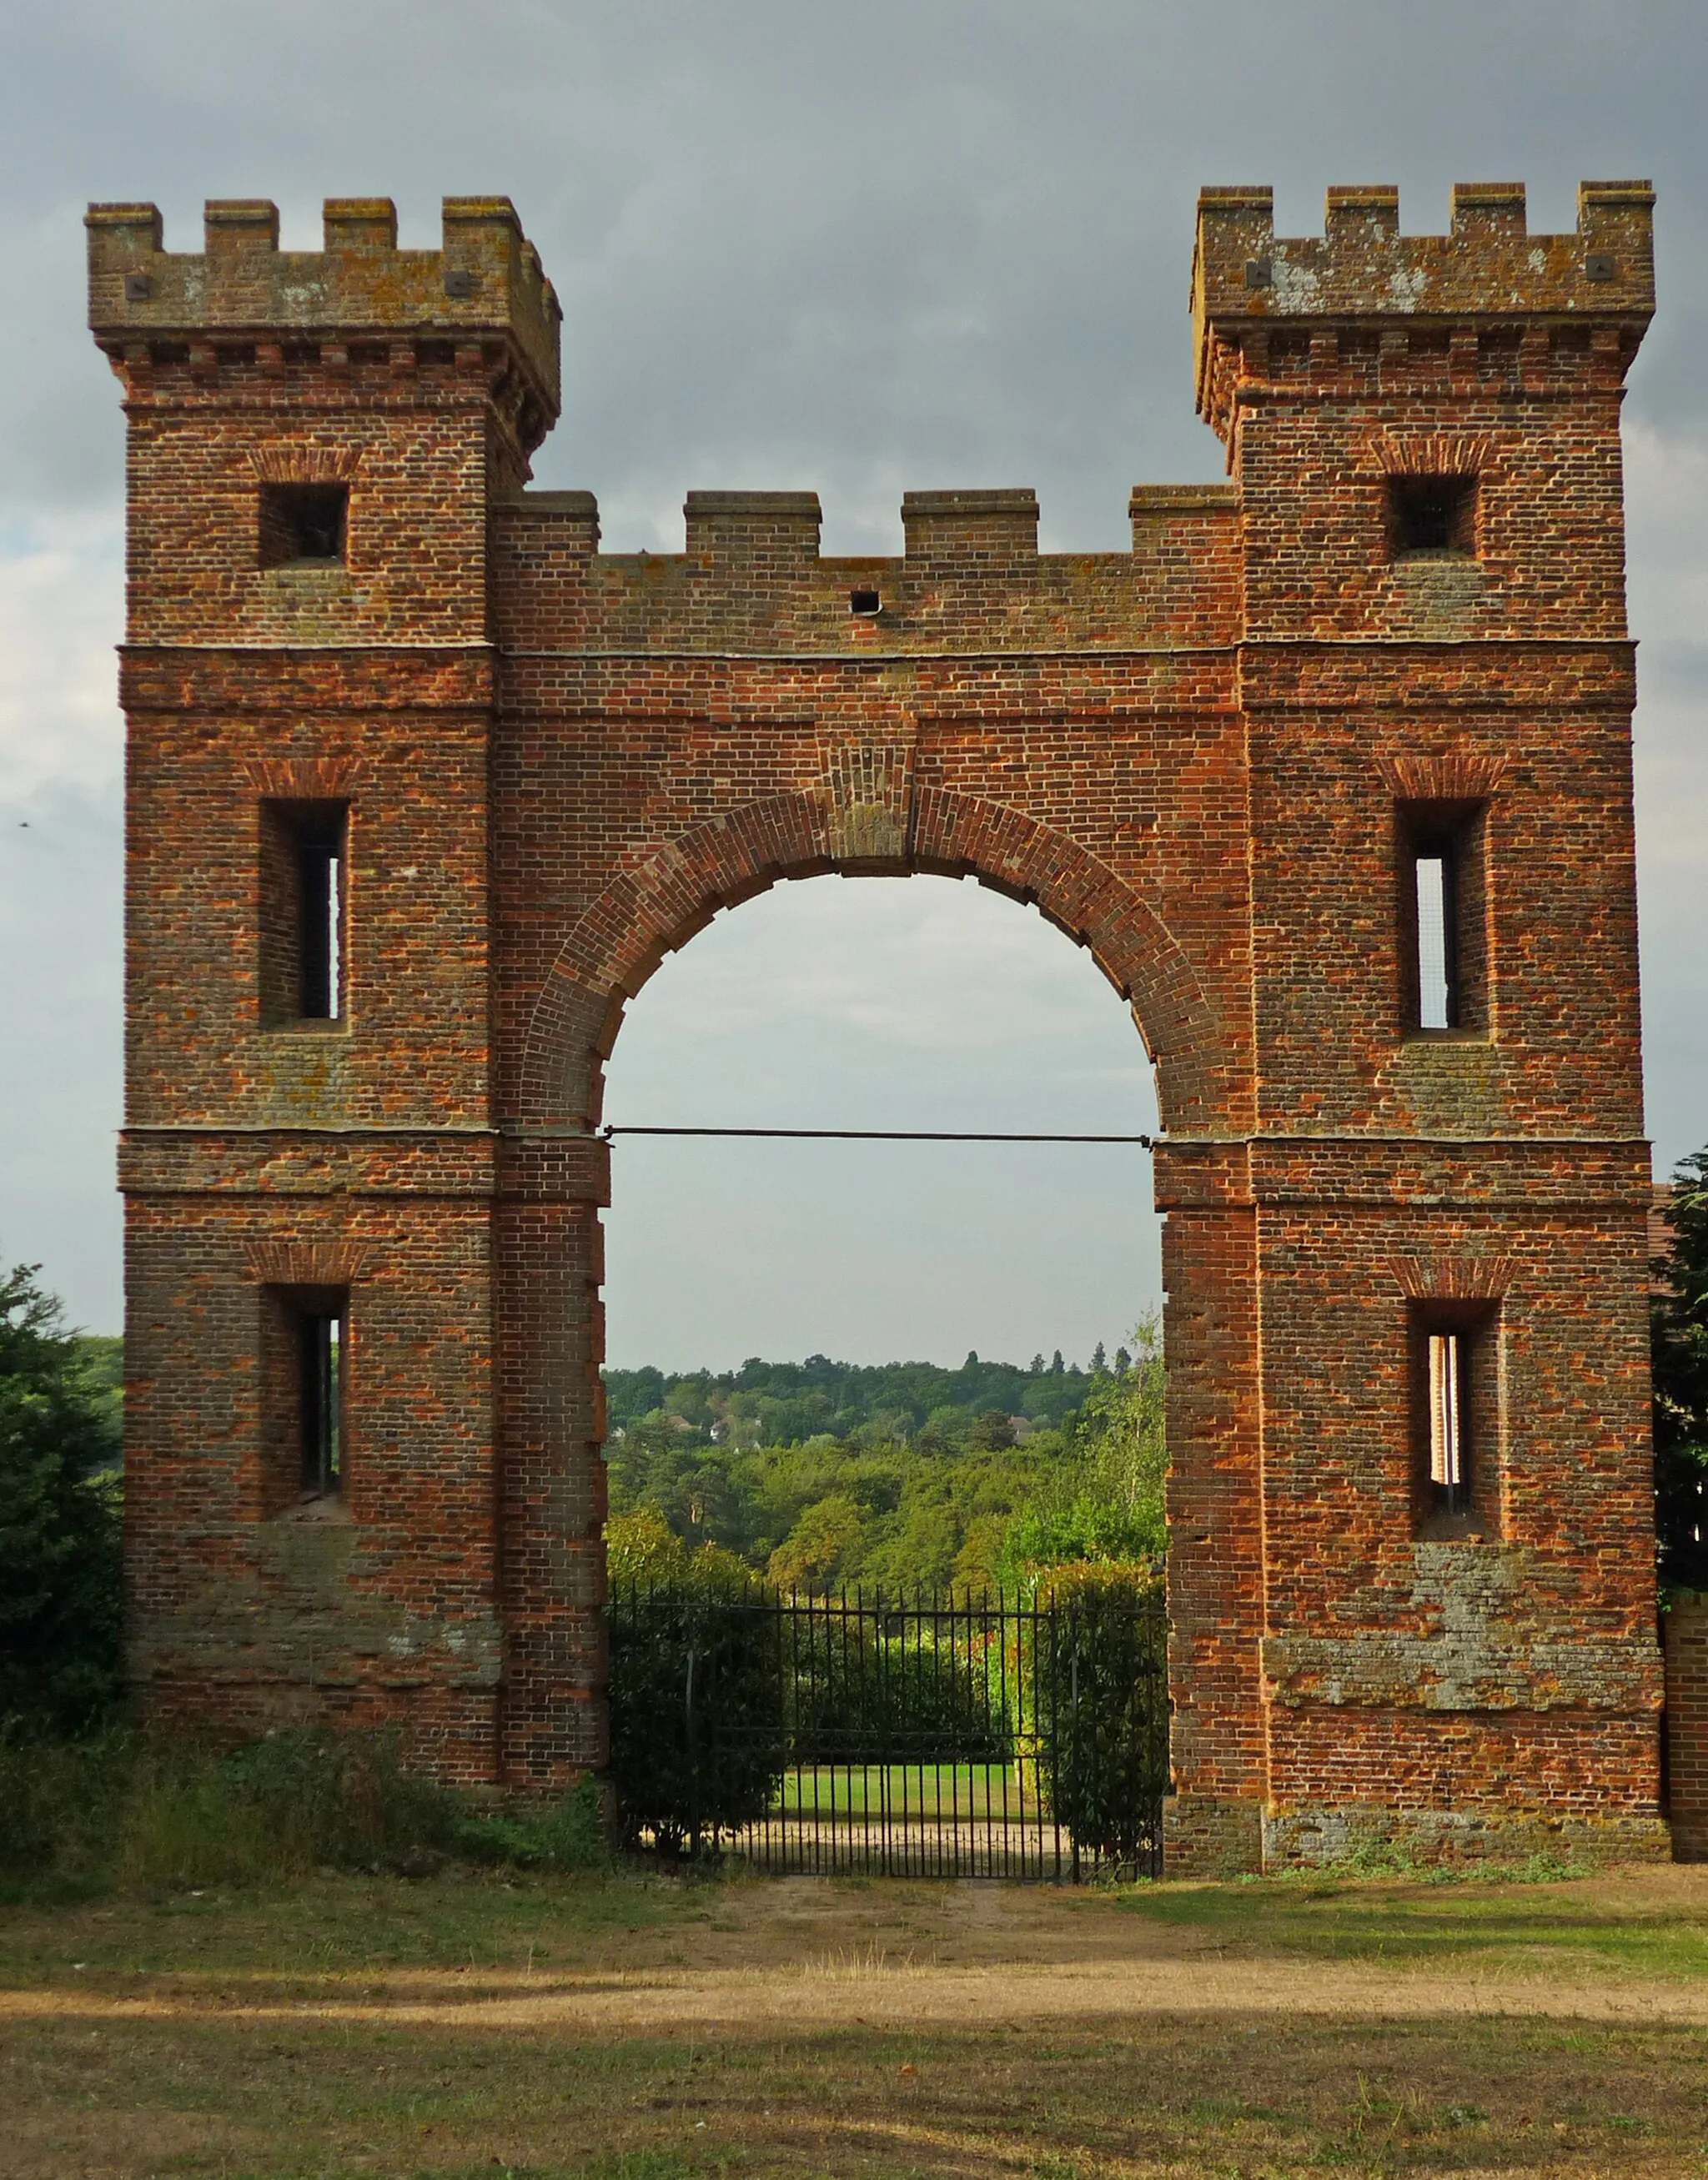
90, 182, 1669, 1865
1179, 180, 1663, 1868
88, 198, 561, 1777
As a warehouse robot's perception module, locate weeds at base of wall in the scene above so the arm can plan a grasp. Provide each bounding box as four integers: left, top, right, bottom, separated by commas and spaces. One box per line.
0, 1724, 608, 1898
1238, 1845, 1595, 1888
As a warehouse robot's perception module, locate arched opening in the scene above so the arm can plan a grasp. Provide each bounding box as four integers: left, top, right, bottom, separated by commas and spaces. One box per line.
590, 865, 1171, 1872
601, 869, 1163, 1369
515, 786, 1230, 1140
498, 785, 1252, 1855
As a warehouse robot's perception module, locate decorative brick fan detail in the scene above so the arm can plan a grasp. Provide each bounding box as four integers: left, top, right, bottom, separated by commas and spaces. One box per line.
1387, 1255, 1515, 1301
244, 757, 364, 798
1374, 753, 1509, 801
242, 1241, 372, 1285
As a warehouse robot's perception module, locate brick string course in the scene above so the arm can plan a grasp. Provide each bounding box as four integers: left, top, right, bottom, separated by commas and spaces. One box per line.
88, 180, 1693, 1868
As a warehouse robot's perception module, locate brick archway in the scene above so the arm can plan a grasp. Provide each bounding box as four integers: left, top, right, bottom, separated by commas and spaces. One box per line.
518, 783, 1224, 1136
98, 181, 1670, 1871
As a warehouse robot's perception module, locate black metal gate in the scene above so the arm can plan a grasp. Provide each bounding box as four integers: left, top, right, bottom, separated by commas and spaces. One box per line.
607, 1582, 1169, 1877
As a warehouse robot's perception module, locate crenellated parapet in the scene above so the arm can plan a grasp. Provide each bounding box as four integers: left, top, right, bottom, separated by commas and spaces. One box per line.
93, 175, 1670, 1865
87, 195, 560, 441
1193, 180, 1654, 441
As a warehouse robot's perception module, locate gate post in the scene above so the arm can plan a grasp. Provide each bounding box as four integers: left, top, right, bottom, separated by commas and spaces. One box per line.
495, 1135, 610, 1788
1158, 1148, 1268, 1876
1665, 1596, 1708, 1860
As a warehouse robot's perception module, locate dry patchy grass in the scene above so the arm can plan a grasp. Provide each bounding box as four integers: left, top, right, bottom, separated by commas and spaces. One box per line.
3, 1862, 1706, 2177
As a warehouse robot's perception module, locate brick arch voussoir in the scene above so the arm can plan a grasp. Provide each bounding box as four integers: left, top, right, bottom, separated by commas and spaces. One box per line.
518, 787, 1220, 1132
519, 792, 830, 1126
911, 789, 1218, 1128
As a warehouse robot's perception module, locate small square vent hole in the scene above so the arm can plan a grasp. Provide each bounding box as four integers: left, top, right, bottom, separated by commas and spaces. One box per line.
849, 588, 882, 617
259, 483, 349, 568
1388, 474, 1477, 558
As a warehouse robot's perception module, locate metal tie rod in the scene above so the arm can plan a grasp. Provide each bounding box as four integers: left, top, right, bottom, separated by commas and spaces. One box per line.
600, 1125, 1155, 1146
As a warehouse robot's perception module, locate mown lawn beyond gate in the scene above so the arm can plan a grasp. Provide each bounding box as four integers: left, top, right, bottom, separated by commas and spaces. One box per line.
775, 1764, 1045, 1817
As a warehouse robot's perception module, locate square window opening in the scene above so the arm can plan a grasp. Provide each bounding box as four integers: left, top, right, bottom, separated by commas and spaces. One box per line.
1389, 473, 1478, 558
259, 482, 348, 568
259, 801, 348, 1026
1409, 1302, 1500, 1540
1396, 799, 1489, 1037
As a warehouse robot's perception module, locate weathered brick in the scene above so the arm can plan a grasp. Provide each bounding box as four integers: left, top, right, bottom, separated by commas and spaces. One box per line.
90, 183, 1671, 1858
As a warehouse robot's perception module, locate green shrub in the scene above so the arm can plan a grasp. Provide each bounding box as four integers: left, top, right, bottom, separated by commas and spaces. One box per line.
608, 1565, 786, 1856
450, 1776, 606, 1871
1025, 1562, 1168, 1867
0, 1727, 133, 1889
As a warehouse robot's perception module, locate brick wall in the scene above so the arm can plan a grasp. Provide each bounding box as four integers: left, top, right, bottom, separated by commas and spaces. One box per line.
93, 182, 1672, 1864
1665, 1598, 1708, 1860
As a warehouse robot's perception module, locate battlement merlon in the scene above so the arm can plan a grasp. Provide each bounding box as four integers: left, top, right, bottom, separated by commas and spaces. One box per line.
86, 195, 561, 419
1192, 179, 1655, 430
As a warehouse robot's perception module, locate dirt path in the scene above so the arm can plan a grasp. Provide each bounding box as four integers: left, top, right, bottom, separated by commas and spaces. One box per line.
6, 1866, 1706, 2034
5, 1950, 1705, 2032
7, 1868, 1708, 2177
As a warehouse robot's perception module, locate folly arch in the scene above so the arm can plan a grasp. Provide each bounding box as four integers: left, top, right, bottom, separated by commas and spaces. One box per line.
94, 179, 1670, 1870
519, 785, 1227, 1135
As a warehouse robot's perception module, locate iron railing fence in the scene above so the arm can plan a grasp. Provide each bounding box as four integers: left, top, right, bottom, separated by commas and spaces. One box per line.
607, 1580, 1169, 1878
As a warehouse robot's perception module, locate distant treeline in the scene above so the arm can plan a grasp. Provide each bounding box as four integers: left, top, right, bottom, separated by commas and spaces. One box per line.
603, 1344, 1140, 1453
602, 1334, 1166, 1598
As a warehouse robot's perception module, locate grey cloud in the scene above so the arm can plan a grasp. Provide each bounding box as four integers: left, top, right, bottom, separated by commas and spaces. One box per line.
0, 0, 1704, 1342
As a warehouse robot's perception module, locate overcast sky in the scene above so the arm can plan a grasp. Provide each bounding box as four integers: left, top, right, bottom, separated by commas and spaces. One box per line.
1, 0, 1702, 1364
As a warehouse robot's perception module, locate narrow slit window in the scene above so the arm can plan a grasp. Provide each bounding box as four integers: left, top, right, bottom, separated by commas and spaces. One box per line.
259, 801, 348, 1026
1414, 843, 1456, 1029
296, 823, 344, 1019
1397, 801, 1487, 1037
299, 1307, 344, 1498
1428, 1331, 1465, 1512
1412, 1304, 1498, 1540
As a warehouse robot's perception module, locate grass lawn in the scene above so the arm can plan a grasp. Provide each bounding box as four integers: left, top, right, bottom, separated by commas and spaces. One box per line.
774, 1766, 1042, 1818
3, 1861, 1707, 2177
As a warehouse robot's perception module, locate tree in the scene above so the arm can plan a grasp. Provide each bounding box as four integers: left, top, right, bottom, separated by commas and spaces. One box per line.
1655, 1149, 1708, 1592
766, 1493, 867, 1594
999, 1321, 1168, 1583
0, 1260, 123, 1735
967, 1409, 1016, 1452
